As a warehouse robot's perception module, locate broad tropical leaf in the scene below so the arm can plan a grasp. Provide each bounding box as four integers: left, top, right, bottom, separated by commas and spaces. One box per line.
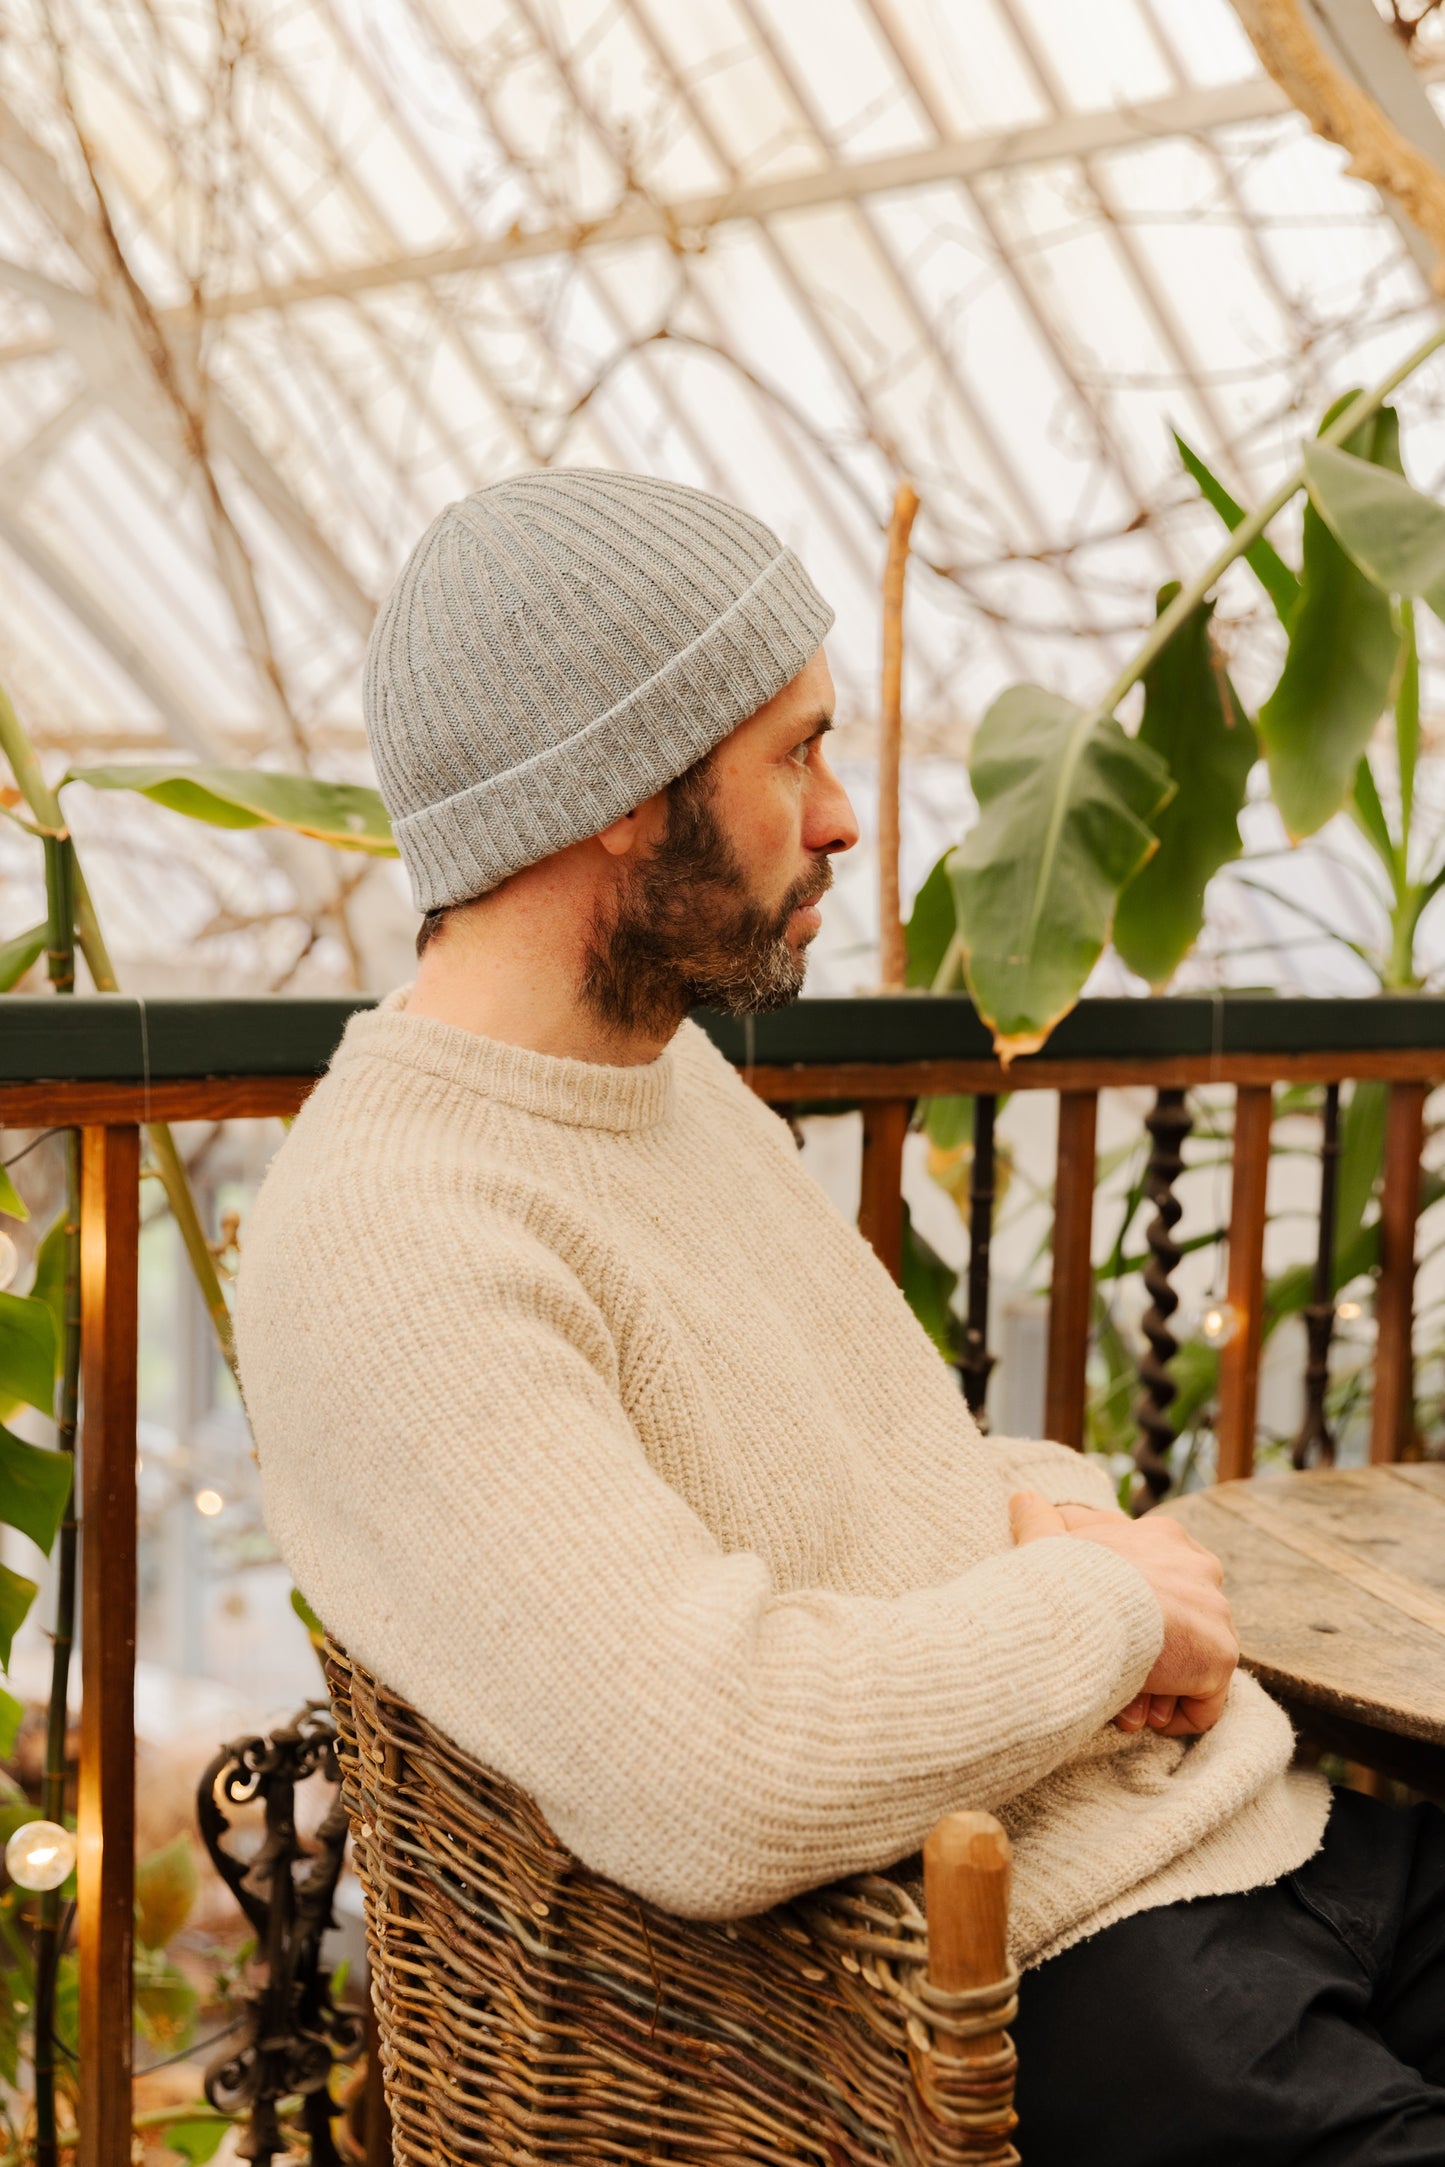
1350, 756, 1396, 881
1304, 440, 1445, 623
0, 1426, 71, 1557
0, 1168, 27, 1223
1335, 1081, 1387, 1280
1114, 589, 1257, 987
161, 2119, 233, 2166
0, 1561, 38, 1669
0, 1293, 55, 1417
1259, 400, 1401, 841
904, 851, 957, 988
0, 924, 45, 993
923, 1095, 973, 1150
900, 1207, 959, 1360
27, 1212, 66, 1356
65, 764, 397, 857
162, 2120, 233, 2167
951, 685, 1173, 1060
1174, 431, 1300, 625
135, 1833, 198, 1951
0, 1688, 22, 1761
133, 1950, 198, 2052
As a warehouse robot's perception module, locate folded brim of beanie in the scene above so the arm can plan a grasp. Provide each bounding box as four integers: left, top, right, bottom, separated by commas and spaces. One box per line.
392, 546, 833, 913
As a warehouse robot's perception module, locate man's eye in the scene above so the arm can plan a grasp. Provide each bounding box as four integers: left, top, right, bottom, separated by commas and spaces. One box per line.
787, 740, 811, 767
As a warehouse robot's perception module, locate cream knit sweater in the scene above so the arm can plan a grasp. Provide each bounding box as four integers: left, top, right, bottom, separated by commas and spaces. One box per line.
236, 997, 1329, 1965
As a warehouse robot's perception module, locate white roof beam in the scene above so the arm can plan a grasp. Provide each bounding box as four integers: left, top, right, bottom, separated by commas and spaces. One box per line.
186, 75, 1297, 319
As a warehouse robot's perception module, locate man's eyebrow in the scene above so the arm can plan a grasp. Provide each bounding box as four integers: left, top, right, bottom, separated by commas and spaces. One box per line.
809, 714, 834, 737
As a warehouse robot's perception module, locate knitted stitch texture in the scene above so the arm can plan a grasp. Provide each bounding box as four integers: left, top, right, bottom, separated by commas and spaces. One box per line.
235, 1001, 1329, 1965
364, 470, 835, 910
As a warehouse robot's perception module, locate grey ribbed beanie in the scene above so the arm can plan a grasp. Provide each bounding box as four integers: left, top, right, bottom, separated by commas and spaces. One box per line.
364, 468, 835, 911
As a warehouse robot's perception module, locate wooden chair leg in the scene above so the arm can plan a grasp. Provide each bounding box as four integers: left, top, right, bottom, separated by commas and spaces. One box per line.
918, 1813, 1019, 2160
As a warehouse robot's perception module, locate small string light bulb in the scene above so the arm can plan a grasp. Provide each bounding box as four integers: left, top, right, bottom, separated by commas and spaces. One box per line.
195, 1489, 224, 1517
5, 1820, 75, 1892
1337, 1299, 1362, 1323
0, 1232, 16, 1295
1199, 1300, 1241, 1348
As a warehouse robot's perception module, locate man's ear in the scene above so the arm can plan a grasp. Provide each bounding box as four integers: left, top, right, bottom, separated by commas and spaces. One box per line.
596, 787, 666, 859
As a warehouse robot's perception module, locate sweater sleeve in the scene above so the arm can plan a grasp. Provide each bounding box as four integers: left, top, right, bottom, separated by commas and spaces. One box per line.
986, 1433, 1125, 1515
244, 1216, 1162, 1920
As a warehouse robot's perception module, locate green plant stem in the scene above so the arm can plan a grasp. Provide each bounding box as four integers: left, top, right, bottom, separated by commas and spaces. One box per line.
0, 680, 238, 1382
32, 846, 81, 2167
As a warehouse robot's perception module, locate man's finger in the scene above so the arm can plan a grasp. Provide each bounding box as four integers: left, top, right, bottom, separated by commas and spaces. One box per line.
1145, 1695, 1177, 1731
1114, 1694, 1149, 1732
1009, 1489, 1069, 1545
1057, 1503, 1116, 1530
1157, 1686, 1232, 1738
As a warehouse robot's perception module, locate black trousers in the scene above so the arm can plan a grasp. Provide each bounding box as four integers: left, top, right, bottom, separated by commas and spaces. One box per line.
1013, 1789, 1445, 2165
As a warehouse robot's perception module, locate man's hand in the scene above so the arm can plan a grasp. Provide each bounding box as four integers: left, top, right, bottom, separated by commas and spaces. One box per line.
1009, 1490, 1238, 1738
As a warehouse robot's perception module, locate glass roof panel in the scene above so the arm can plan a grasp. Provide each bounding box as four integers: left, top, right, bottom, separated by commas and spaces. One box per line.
0, 0, 1443, 998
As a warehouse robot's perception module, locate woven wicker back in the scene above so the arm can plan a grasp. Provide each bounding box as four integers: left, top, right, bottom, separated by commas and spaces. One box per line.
327, 1640, 1019, 2166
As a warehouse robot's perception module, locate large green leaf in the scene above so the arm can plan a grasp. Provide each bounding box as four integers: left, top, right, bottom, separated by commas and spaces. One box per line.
904, 852, 958, 988
1113, 589, 1257, 988
1259, 401, 1402, 841
0, 1169, 27, 1224
65, 764, 397, 857
1173, 431, 1300, 626
0, 1427, 70, 1557
0, 1294, 54, 1417
1304, 440, 1445, 623
1335, 1080, 1387, 1278
900, 1207, 959, 1360
163, 2120, 234, 2167
951, 685, 1173, 1059
0, 1562, 38, 1669
0, 924, 45, 993
133, 1948, 198, 2052
1350, 755, 1396, 884
26, 1212, 66, 1357
135, 1833, 197, 1951
161, 2118, 234, 2166
922, 1094, 973, 1150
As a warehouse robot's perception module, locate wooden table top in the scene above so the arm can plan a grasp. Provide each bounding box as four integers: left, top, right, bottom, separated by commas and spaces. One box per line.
1165, 1465, 1445, 1750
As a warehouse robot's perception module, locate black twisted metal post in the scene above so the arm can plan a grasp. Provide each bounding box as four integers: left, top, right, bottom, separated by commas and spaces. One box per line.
1292, 1082, 1341, 1470
960, 1094, 997, 1425
198, 1704, 364, 2167
1133, 1089, 1193, 1512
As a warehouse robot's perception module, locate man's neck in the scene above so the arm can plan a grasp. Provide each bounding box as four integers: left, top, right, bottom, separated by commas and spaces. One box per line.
405, 866, 679, 1067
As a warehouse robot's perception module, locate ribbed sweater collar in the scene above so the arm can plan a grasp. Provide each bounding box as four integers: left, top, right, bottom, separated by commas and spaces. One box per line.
333, 988, 678, 1133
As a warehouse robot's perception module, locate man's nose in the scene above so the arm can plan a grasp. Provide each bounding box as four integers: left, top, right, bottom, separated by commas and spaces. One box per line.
806, 763, 860, 857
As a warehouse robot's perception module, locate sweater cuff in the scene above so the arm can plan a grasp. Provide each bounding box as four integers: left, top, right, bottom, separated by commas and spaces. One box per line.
1006, 1533, 1163, 1710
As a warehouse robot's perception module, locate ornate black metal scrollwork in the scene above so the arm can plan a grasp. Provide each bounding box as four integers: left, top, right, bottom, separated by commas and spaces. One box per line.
197, 1703, 363, 2167
1293, 1082, 1341, 1470
1133, 1088, 1193, 1512
960, 1094, 997, 1425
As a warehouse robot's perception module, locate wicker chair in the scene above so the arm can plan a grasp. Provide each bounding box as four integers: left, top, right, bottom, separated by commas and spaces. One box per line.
326, 1640, 1021, 2166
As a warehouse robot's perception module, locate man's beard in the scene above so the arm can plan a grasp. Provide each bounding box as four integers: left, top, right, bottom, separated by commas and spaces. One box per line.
581, 763, 832, 1038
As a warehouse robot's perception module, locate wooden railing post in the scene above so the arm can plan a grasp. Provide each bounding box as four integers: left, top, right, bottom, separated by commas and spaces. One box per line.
79, 1125, 140, 2167
1045, 1091, 1098, 1449
1216, 1086, 1273, 1484
859, 1099, 910, 1282
1372, 1081, 1427, 1464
